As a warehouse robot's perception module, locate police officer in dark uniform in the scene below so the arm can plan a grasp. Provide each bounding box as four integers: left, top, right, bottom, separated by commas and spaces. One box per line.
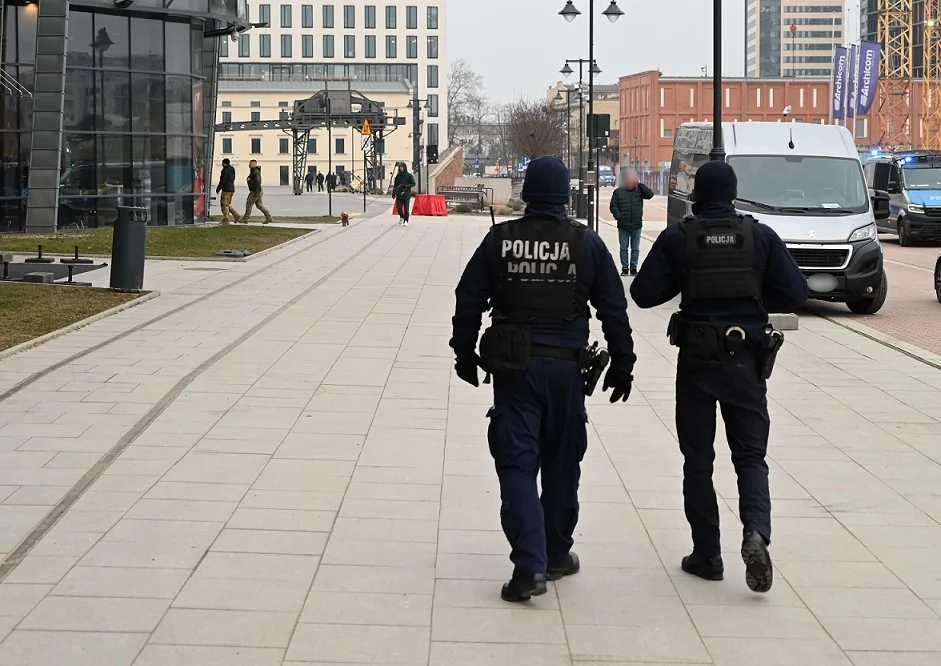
450, 156, 636, 602
629, 161, 808, 594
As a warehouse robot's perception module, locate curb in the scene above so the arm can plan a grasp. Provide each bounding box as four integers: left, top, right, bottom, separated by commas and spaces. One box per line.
6, 229, 322, 265
813, 314, 941, 372
0, 290, 160, 362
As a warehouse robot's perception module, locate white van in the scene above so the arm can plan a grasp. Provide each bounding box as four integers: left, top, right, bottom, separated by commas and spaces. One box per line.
668, 122, 891, 314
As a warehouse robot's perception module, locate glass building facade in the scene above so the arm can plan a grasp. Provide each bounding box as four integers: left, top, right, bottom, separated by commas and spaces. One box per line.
0, 0, 247, 232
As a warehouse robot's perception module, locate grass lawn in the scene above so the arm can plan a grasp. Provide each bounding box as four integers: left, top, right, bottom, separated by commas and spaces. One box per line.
208, 215, 340, 224
0, 225, 311, 258
0, 283, 141, 352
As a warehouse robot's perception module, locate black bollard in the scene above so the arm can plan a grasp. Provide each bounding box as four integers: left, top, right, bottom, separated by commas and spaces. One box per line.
61, 245, 93, 265
25, 244, 54, 264
62, 263, 92, 287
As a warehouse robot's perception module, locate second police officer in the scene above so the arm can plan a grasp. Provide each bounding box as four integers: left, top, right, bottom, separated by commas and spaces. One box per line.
450, 156, 637, 602
630, 160, 809, 594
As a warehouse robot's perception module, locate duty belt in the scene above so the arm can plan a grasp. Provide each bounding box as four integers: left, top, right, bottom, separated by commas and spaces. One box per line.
531, 345, 580, 361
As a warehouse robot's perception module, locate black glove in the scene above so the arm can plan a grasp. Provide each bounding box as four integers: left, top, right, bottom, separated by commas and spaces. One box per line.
602, 365, 633, 403
454, 353, 480, 387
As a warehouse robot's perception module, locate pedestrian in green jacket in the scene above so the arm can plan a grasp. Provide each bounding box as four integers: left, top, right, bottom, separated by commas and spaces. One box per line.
243, 160, 273, 224
609, 169, 655, 276
392, 163, 416, 226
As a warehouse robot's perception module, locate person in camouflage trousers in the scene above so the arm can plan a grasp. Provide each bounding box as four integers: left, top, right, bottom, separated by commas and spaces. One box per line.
215, 158, 241, 224
244, 159, 273, 224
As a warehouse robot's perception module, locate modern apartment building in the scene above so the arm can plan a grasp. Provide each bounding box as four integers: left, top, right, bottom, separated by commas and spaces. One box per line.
746, 1, 845, 78
217, 1, 448, 157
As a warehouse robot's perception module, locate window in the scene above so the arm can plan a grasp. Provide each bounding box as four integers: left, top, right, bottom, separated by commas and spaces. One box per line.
250, 101, 261, 107
258, 4, 270, 25
428, 123, 439, 147
365, 5, 377, 28
323, 5, 334, 28
251, 138, 262, 153
279, 138, 289, 154
281, 34, 292, 58
344, 35, 355, 58
260, 34, 271, 57
302, 34, 314, 58
302, 4, 314, 28
221, 100, 232, 107
238, 34, 250, 57
427, 94, 439, 117
729, 155, 869, 212
324, 34, 335, 58
307, 138, 317, 153
344, 5, 355, 28
427, 36, 438, 59
386, 35, 397, 58
222, 111, 232, 124
251, 111, 261, 122
279, 101, 289, 107
222, 138, 233, 153
281, 4, 292, 28
856, 118, 867, 138
280, 166, 290, 186
427, 65, 438, 88
406, 36, 418, 58
406, 5, 418, 29
365, 35, 377, 58
386, 5, 396, 28
427, 6, 438, 29
336, 137, 346, 154
220, 36, 228, 57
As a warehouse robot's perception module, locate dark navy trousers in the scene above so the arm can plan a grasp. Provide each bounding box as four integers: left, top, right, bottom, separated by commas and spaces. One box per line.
675, 350, 772, 558
487, 357, 588, 576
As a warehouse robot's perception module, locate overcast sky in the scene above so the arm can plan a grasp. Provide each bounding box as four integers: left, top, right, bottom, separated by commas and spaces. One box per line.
448, 0, 862, 103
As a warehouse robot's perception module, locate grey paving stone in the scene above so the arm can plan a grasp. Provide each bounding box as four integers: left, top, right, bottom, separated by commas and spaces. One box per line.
151, 608, 297, 648
0, 630, 148, 666
132, 645, 285, 666
286, 624, 430, 663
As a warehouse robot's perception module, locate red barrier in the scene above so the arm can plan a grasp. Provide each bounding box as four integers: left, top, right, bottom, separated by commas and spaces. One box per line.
390, 195, 448, 217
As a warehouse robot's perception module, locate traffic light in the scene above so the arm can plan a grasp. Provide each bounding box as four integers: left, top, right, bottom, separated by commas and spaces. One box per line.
427, 144, 438, 164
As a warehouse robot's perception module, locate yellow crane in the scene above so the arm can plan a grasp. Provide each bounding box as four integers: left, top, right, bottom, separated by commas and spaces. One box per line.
879, 0, 913, 149
925, 1, 941, 149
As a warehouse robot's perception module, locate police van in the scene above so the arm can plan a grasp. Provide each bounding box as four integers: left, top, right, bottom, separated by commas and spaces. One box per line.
668, 122, 891, 314
864, 150, 941, 246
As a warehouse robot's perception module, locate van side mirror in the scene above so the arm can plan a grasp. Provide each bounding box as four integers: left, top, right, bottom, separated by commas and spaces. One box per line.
887, 181, 901, 194
871, 189, 891, 221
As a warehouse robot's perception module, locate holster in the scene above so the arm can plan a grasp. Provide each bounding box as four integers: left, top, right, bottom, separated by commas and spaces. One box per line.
479, 324, 532, 376
579, 341, 610, 397
760, 326, 785, 380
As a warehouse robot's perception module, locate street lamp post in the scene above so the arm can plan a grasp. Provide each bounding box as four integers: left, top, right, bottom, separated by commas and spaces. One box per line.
710, 0, 725, 161
562, 60, 595, 221
408, 93, 431, 193
553, 86, 576, 173
560, 0, 623, 231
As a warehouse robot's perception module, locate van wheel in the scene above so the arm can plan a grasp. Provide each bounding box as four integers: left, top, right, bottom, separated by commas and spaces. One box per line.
898, 218, 912, 247
847, 270, 888, 314
935, 259, 941, 303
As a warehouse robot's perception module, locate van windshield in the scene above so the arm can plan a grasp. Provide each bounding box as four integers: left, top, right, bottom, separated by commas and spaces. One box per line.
728, 155, 869, 214
901, 167, 941, 189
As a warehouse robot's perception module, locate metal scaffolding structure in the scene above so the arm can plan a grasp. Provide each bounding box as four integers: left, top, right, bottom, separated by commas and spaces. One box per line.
924, 1, 941, 149
878, 0, 914, 149
213, 87, 405, 195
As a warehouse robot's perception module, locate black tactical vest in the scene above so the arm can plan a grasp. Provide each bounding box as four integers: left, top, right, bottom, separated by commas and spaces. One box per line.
489, 217, 589, 325
680, 214, 763, 303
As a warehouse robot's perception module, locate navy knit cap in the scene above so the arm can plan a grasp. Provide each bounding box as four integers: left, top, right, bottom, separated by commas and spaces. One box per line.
692, 160, 738, 207
521, 156, 571, 205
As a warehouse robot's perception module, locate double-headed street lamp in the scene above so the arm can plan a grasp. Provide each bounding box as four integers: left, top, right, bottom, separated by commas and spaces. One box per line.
560, 0, 623, 231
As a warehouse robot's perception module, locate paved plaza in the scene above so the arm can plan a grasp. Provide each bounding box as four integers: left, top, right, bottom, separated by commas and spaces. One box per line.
1, 209, 941, 665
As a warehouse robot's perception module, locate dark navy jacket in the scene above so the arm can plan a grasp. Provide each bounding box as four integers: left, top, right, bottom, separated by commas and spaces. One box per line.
629, 203, 809, 341
450, 207, 636, 368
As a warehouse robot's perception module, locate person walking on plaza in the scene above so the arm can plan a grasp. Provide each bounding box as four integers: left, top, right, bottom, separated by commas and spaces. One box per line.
629, 161, 809, 594
609, 168, 654, 276
392, 163, 416, 226
305, 171, 314, 193
326, 172, 337, 193
243, 159, 273, 225
215, 158, 241, 225
316, 171, 325, 192
450, 156, 637, 602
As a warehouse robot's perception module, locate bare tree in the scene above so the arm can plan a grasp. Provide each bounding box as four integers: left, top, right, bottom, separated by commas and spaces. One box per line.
447, 59, 483, 145
506, 98, 565, 161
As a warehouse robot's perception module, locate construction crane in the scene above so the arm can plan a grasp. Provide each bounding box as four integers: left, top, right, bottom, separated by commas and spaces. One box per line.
878, 0, 914, 149
925, 1, 941, 149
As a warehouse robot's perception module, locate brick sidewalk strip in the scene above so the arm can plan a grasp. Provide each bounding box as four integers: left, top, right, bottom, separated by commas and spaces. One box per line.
0, 212, 940, 665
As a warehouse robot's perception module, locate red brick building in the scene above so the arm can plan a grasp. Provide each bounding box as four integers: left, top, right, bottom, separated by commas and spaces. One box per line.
618, 70, 922, 169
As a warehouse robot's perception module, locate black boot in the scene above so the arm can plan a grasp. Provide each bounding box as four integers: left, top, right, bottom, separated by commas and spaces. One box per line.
546, 552, 580, 581
741, 532, 773, 593
500, 573, 548, 602
681, 552, 724, 581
